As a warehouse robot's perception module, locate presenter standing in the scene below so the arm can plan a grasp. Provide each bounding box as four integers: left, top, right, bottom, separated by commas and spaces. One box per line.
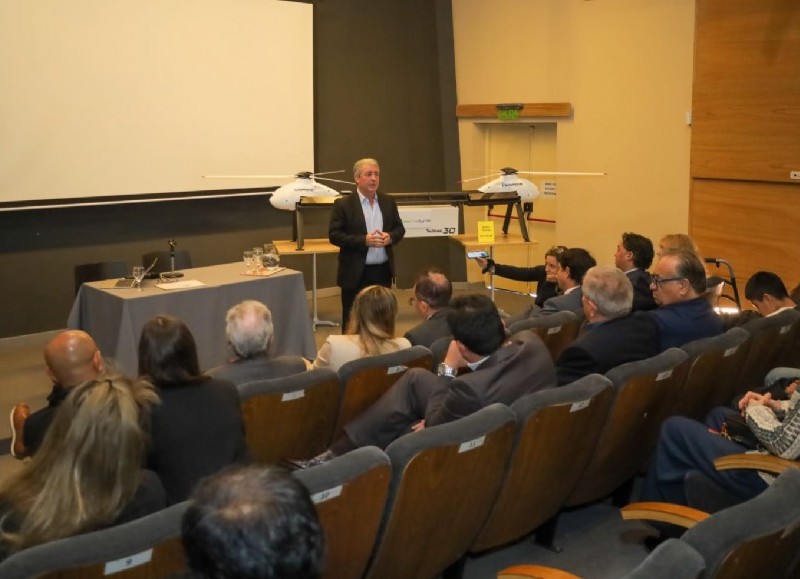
329, 158, 405, 329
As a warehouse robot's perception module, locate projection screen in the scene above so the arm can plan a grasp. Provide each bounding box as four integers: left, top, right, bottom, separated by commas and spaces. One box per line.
0, 0, 313, 208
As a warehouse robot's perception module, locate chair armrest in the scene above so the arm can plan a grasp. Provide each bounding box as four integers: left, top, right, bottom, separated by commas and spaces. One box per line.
713, 453, 800, 475
620, 502, 710, 528
497, 565, 581, 579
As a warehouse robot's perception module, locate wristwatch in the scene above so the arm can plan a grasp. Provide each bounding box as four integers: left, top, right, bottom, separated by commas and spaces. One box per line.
437, 362, 456, 378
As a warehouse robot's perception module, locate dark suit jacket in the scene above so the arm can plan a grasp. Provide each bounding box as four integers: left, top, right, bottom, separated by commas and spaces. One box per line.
206, 355, 307, 388
648, 297, 725, 351
493, 263, 558, 308
404, 308, 451, 348
627, 268, 657, 311
555, 312, 661, 385
147, 377, 247, 504
23, 383, 71, 455
329, 191, 405, 289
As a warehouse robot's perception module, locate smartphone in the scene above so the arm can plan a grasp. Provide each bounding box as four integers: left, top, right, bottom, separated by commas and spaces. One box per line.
467, 250, 489, 259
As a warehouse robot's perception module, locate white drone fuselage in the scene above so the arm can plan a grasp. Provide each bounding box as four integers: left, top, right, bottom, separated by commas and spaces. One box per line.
269, 177, 341, 211
477, 173, 540, 204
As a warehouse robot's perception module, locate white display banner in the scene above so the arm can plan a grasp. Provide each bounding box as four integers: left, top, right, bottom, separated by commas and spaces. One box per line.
398, 205, 459, 238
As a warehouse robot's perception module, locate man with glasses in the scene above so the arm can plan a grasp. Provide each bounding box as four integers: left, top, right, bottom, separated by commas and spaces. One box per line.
404, 268, 453, 348
647, 249, 724, 350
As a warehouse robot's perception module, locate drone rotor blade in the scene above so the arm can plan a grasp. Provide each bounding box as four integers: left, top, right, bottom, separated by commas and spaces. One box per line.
516, 171, 607, 177
203, 174, 294, 179
313, 170, 346, 177
314, 176, 355, 186
458, 173, 501, 184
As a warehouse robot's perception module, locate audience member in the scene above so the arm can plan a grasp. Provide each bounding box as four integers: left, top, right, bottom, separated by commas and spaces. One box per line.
744, 271, 798, 317
329, 158, 405, 329
140, 315, 247, 504
641, 386, 800, 511
556, 266, 660, 385
10, 330, 104, 459
312, 285, 410, 372
476, 245, 566, 312
295, 294, 556, 467
206, 300, 307, 386
647, 249, 724, 350
404, 268, 453, 348
657, 233, 703, 261
0, 376, 165, 560
182, 465, 324, 579
613, 232, 657, 311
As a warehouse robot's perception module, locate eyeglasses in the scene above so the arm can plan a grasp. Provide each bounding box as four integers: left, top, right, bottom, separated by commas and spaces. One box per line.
650, 275, 686, 287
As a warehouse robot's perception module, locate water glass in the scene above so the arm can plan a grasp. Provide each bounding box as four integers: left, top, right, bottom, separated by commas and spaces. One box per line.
263, 243, 280, 272
132, 266, 146, 291
252, 247, 264, 270
243, 250, 254, 272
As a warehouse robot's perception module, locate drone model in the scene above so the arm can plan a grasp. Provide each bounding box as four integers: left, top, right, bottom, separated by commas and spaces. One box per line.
203, 170, 352, 211
463, 167, 606, 206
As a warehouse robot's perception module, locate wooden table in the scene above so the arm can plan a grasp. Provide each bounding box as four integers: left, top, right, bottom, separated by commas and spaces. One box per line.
451, 234, 536, 301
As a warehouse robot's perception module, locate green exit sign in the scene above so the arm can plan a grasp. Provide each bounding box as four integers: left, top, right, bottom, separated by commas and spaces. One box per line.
496, 103, 523, 120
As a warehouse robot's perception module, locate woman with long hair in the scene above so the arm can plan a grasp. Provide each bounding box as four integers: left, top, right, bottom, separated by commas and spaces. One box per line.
0, 376, 164, 559
139, 315, 247, 504
313, 285, 410, 371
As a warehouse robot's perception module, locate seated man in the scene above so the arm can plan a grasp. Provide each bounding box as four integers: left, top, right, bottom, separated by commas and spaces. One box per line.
404, 268, 453, 348
295, 294, 556, 466
641, 385, 800, 511
647, 249, 724, 350
744, 271, 798, 317
509, 248, 597, 325
207, 300, 308, 386
182, 465, 324, 579
10, 330, 104, 459
556, 266, 660, 385
613, 231, 657, 311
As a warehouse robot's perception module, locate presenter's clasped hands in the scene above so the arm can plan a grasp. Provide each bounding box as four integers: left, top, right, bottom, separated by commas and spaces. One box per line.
365, 229, 392, 247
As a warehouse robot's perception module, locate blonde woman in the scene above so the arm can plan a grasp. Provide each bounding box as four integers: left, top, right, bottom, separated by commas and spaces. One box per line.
313, 285, 411, 371
0, 376, 165, 560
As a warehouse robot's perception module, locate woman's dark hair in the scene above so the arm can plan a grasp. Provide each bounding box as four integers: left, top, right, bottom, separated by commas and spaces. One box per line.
138, 315, 202, 386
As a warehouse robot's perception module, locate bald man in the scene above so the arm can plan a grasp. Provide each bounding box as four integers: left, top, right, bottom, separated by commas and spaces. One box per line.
10, 330, 104, 458
404, 268, 453, 348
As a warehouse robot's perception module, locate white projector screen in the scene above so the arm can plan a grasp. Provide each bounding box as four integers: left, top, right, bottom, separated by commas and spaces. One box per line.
0, 0, 313, 207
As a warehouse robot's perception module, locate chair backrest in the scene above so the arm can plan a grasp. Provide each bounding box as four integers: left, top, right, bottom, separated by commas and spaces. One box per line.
682, 467, 800, 578
364, 403, 516, 579
471, 375, 614, 553
142, 250, 192, 273
735, 309, 800, 396
0, 502, 188, 579
74, 260, 128, 294
333, 345, 432, 440
567, 348, 691, 507
675, 327, 751, 420
239, 368, 341, 464
294, 446, 391, 579
508, 310, 581, 361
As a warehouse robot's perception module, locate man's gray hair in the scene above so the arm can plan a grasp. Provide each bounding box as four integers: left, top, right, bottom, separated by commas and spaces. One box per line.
225, 300, 274, 360
353, 158, 379, 179
582, 266, 634, 318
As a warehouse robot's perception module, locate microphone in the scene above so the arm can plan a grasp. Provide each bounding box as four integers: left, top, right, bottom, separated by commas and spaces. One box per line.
160, 239, 184, 279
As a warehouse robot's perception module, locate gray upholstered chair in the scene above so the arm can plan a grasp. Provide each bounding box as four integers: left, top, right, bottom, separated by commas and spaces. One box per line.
471, 374, 614, 553
567, 348, 691, 508
142, 249, 192, 274
735, 309, 800, 397
239, 368, 341, 464
294, 446, 391, 579
334, 345, 432, 440
74, 260, 128, 295
363, 403, 517, 579
675, 327, 750, 419
507, 310, 581, 361
0, 502, 188, 579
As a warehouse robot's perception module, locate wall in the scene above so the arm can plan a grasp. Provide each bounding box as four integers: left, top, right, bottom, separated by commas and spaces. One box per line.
0, 0, 460, 338
452, 0, 696, 269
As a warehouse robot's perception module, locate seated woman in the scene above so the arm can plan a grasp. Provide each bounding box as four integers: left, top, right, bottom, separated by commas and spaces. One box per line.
139, 315, 247, 504
313, 285, 411, 372
0, 376, 165, 560
476, 245, 566, 310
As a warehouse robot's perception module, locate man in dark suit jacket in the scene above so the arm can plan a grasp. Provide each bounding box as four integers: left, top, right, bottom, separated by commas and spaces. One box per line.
329, 158, 405, 329
556, 266, 660, 385
404, 268, 453, 348
614, 231, 657, 311
292, 295, 556, 466
206, 300, 307, 386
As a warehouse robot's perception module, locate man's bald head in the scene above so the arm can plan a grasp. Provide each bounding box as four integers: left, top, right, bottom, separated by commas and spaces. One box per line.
44, 330, 103, 386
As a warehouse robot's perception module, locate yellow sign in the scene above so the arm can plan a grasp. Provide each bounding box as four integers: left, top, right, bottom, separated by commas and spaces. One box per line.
477, 220, 495, 243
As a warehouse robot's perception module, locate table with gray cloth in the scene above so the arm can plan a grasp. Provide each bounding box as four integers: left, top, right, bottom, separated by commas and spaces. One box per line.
67, 263, 317, 375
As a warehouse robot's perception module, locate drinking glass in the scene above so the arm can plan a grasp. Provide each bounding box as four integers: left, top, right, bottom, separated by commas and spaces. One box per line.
263, 242, 280, 272
132, 266, 146, 291
252, 247, 264, 271
243, 250, 254, 272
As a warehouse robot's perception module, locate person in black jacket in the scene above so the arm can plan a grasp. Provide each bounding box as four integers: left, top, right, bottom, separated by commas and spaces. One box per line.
614, 231, 658, 311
